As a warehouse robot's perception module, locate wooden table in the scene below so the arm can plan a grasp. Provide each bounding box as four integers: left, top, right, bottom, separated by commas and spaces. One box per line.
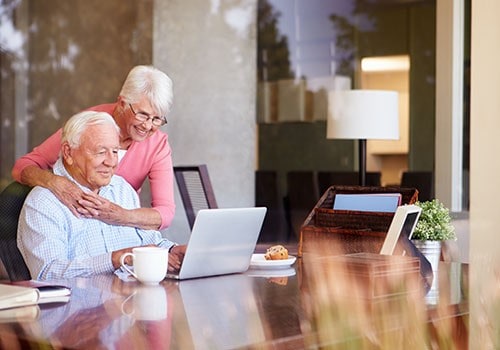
0, 254, 468, 349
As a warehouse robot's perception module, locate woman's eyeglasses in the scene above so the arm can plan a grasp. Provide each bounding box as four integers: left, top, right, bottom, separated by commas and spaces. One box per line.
129, 104, 167, 127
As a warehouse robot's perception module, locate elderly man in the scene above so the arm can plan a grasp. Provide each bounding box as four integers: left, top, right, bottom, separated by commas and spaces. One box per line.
17, 111, 184, 280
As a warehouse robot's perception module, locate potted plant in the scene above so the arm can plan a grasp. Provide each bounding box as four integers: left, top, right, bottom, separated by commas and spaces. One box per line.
412, 199, 456, 271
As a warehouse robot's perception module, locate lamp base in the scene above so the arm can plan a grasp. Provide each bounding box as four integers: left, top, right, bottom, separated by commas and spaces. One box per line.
359, 139, 367, 186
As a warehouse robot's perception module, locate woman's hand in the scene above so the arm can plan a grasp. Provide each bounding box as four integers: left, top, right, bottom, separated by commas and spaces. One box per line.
49, 175, 86, 217
76, 192, 125, 224
76, 192, 162, 230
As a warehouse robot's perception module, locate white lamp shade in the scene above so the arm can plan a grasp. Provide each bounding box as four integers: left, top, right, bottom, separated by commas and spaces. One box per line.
327, 90, 399, 140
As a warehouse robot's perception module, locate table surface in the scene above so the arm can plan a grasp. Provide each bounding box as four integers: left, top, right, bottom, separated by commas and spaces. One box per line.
0, 247, 468, 349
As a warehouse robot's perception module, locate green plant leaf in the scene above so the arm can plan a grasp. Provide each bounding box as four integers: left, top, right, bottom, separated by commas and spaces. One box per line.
412, 199, 456, 241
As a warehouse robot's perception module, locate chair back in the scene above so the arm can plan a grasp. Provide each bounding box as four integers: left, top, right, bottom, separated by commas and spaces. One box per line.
317, 171, 381, 194
0, 182, 32, 281
286, 171, 320, 240
174, 165, 218, 229
401, 171, 434, 202
255, 170, 286, 242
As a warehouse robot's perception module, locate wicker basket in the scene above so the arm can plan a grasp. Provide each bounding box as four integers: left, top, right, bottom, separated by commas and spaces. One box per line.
298, 186, 418, 257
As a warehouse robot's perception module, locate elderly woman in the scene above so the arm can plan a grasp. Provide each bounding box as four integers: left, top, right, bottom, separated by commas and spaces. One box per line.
12, 65, 175, 230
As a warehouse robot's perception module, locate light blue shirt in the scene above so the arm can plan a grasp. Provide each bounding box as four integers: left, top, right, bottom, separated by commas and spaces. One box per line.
17, 159, 175, 280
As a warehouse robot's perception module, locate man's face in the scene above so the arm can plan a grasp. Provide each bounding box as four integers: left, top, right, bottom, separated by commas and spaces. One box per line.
65, 124, 120, 191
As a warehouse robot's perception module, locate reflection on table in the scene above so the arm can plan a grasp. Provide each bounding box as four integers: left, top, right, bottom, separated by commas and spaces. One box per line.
0, 257, 468, 349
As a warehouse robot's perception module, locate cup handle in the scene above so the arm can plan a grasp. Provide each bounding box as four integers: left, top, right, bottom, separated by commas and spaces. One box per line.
120, 252, 137, 279
120, 291, 137, 316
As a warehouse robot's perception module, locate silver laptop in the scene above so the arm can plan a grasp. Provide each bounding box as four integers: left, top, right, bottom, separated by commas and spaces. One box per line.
165, 207, 267, 280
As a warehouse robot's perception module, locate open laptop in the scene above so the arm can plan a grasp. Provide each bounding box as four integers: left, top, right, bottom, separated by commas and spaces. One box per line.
165, 207, 267, 280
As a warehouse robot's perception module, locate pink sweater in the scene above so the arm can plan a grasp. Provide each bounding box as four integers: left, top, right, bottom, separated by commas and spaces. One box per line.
11, 103, 175, 229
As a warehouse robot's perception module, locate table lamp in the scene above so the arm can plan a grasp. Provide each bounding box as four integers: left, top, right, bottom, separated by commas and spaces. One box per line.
327, 90, 399, 186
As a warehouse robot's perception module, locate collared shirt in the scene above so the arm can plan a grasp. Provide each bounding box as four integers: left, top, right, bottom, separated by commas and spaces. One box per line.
17, 159, 175, 280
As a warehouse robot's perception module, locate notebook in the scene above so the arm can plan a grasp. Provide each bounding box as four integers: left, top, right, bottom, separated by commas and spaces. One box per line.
165, 207, 267, 280
0, 284, 39, 310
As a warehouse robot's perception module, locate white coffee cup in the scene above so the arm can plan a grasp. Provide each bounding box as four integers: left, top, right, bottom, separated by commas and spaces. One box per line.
121, 285, 168, 321
120, 246, 169, 284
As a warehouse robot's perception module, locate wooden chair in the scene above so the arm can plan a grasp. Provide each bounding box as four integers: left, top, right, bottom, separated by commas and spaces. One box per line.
174, 165, 218, 229
317, 171, 381, 194
401, 171, 434, 202
0, 182, 32, 281
255, 170, 286, 242
286, 171, 320, 241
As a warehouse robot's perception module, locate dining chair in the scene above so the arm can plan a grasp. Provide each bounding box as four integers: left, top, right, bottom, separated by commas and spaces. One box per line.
285, 171, 320, 241
317, 171, 381, 195
401, 171, 434, 202
173, 165, 218, 229
255, 170, 287, 242
0, 181, 33, 281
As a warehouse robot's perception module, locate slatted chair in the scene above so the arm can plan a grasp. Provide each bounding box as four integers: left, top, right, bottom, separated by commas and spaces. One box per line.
317, 171, 381, 195
401, 171, 434, 202
255, 170, 286, 243
285, 171, 320, 241
0, 182, 33, 281
173, 165, 218, 229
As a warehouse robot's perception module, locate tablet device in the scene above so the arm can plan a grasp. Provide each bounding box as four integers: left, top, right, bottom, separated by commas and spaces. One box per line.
379, 204, 422, 255
333, 193, 402, 212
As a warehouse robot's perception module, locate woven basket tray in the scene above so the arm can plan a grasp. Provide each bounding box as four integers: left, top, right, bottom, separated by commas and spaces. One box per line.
298, 185, 418, 257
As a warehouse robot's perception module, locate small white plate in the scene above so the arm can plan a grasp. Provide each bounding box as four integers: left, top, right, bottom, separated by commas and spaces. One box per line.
249, 254, 297, 270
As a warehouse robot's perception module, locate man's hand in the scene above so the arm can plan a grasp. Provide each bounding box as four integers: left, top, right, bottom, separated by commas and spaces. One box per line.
168, 245, 186, 272
112, 245, 184, 272
111, 246, 135, 269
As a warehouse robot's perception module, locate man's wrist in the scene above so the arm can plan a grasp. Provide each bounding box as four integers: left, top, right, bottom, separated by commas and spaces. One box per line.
168, 244, 178, 253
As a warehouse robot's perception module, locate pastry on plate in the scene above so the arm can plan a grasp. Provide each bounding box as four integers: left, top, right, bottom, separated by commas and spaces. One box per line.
264, 245, 289, 260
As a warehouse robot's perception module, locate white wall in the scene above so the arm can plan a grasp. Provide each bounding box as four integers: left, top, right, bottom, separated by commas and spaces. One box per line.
435, 0, 464, 211
470, 1, 500, 347
153, 1, 257, 242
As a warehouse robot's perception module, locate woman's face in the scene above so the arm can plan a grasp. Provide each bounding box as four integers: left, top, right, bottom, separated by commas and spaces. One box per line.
120, 96, 164, 143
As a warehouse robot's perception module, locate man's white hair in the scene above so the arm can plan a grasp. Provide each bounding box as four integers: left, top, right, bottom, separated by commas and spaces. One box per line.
62, 111, 119, 148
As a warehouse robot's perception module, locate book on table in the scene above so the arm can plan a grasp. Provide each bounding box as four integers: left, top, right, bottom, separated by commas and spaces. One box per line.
0, 281, 71, 310
12, 280, 71, 304
0, 284, 40, 310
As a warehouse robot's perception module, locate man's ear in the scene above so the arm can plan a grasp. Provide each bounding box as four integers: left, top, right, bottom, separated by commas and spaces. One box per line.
117, 95, 126, 107
61, 142, 74, 166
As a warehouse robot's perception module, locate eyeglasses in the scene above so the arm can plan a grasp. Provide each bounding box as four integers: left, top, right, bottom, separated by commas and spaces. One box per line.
129, 104, 167, 127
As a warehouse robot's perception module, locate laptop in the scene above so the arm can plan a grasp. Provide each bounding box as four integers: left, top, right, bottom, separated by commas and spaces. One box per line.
165, 207, 267, 280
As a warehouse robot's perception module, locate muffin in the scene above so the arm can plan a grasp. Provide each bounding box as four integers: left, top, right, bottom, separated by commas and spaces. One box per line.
264, 245, 289, 260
